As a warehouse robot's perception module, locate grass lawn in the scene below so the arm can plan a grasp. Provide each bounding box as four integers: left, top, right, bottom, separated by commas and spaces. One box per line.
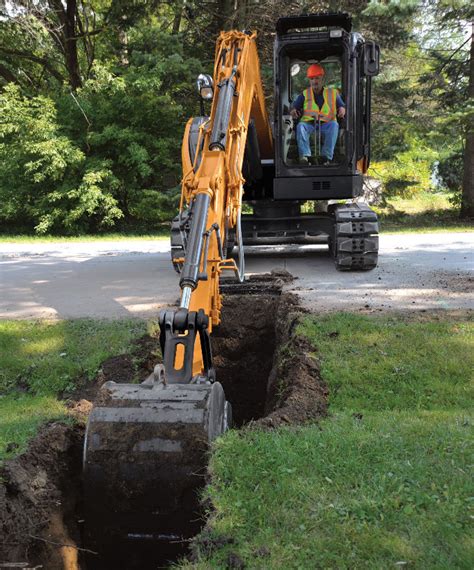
376, 192, 474, 234
1, 312, 472, 566
0, 318, 147, 459
0, 232, 168, 243
186, 313, 474, 569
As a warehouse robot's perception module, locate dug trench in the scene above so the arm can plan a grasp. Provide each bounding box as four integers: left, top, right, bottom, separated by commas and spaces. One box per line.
0, 273, 328, 569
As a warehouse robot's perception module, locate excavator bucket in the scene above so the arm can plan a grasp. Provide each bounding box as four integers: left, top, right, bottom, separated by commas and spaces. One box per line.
83, 377, 229, 567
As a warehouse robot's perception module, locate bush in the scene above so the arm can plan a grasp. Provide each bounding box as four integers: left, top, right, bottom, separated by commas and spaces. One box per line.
369, 142, 438, 198
437, 151, 463, 193
0, 30, 201, 234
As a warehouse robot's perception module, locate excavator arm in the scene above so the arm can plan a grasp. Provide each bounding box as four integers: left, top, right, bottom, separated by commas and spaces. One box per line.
82, 31, 273, 566
161, 30, 273, 384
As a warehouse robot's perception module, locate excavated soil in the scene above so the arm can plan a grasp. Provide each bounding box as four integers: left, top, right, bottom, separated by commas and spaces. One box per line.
0, 423, 84, 569
0, 271, 327, 569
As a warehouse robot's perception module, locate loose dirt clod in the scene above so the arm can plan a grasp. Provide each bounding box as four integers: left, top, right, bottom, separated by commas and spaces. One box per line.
0, 272, 328, 569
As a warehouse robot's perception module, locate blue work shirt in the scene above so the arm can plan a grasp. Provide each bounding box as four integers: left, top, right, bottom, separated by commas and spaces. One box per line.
292, 91, 345, 114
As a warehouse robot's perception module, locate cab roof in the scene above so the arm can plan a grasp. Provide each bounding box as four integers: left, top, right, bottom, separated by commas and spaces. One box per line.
276, 12, 352, 36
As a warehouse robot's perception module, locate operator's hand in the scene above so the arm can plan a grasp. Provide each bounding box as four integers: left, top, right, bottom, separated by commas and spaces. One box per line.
290, 108, 301, 120
337, 106, 346, 119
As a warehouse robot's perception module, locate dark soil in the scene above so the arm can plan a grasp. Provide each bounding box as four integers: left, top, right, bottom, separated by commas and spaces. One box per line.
0, 270, 328, 569
213, 285, 327, 428
259, 293, 328, 428
0, 423, 84, 569
212, 291, 279, 425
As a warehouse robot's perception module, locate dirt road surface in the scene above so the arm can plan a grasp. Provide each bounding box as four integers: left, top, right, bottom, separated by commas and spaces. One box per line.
1, 232, 472, 319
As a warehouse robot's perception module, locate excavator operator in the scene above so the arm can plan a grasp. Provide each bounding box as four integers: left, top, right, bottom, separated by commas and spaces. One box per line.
290, 63, 346, 165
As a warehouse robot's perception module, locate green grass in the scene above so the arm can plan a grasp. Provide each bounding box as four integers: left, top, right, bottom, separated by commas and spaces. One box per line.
298, 313, 473, 412
0, 232, 168, 243
194, 414, 472, 569
186, 313, 474, 569
0, 318, 147, 459
0, 395, 69, 458
376, 193, 474, 233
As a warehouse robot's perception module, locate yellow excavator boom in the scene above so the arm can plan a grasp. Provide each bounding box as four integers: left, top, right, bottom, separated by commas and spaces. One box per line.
175, 30, 273, 378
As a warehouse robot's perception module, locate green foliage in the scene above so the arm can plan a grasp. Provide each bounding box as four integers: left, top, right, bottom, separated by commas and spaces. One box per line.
0, 0, 471, 231
374, 191, 471, 232
360, 0, 419, 47
130, 188, 181, 223
0, 27, 200, 234
437, 151, 464, 194
0, 85, 123, 234
366, 1, 472, 212
370, 143, 438, 197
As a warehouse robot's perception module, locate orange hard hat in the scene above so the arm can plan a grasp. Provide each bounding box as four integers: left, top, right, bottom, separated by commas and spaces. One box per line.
307, 63, 325, 78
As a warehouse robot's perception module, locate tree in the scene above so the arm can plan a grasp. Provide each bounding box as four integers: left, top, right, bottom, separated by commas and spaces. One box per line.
0, 0, 107, 91
0, 84, 123, 233
420, 1, 474, 217
462, 22, 473, 217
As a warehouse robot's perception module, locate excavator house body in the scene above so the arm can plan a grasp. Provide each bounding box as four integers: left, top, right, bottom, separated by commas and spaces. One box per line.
183, 13, 380, 268
248, 13, 380, 269
83, 13, 380, 564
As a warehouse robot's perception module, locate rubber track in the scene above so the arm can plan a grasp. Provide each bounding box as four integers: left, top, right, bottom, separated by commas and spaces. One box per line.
333, 203, 379, 271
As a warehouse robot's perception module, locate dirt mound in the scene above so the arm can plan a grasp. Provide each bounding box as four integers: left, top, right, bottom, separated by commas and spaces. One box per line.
261, 294, 328, 427
0, 423, 84, 569
64, 334, 158, 409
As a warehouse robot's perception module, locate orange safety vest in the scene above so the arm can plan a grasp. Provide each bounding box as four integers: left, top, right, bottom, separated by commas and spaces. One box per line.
301, 87, 337, 123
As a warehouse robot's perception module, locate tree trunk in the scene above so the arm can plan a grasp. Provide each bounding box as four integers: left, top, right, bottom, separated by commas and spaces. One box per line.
65, 0, 82, 89
172, 1, 184, 34
118, 29, 129, 66
235, 0, 249, 29
216, 0, 235, 31
461, 23, 474, 218
0, 63, 18, 84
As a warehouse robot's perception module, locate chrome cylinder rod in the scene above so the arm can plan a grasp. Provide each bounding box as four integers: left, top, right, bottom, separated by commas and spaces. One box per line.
180, 286, 192, 309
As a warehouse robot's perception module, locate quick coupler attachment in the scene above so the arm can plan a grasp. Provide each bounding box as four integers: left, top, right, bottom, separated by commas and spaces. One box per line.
159, 307, 215, 384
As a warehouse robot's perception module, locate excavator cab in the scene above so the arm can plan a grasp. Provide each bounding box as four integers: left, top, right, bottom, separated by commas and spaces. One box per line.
273, 12, 379, 198
243, 13, 380, 270
282, 56, 346, 167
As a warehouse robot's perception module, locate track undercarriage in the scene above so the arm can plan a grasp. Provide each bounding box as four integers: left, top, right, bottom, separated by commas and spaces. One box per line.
242, 201, 379, 270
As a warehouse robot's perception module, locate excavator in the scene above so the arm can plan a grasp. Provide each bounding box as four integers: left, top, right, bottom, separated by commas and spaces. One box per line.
83, 12, 380, 567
